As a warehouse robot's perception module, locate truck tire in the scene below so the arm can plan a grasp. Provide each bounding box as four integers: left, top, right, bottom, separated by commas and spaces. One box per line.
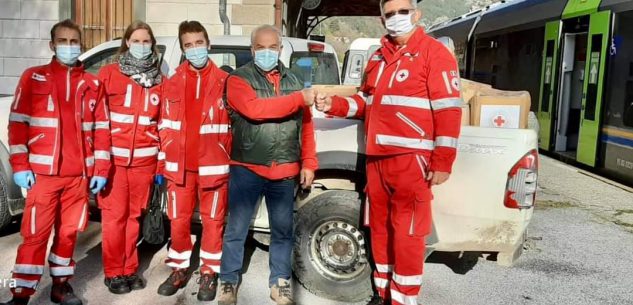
293, 190, 373, 303
0, 174, 13, 231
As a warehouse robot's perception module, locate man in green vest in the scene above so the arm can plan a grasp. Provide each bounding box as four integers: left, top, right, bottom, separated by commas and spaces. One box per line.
218, 25, 318, 305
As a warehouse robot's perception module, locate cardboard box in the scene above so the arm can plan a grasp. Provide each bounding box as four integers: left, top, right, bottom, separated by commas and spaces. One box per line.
471, 90, 531, 129
461, 104, 470, 126
312, 85, 359, 97
461, 79, 493, 104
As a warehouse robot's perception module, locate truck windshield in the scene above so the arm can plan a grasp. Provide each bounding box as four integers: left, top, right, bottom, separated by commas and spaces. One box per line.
290, 52, 340, 85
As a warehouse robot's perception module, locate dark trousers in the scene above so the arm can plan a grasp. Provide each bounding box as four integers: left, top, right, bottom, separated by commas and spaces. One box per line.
220, 165, 296, 286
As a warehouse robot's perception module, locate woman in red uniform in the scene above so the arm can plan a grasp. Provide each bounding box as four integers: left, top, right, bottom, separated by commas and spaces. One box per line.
97, 21, 163, 294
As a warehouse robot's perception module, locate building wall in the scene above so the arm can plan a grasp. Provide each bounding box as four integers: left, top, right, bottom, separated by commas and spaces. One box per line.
0, 0, 60, 95
0, 0, 276, 95
146, 0, 276, 37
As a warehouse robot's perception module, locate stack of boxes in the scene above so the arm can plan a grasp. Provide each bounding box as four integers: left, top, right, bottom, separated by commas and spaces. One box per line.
461, 79, 531, 129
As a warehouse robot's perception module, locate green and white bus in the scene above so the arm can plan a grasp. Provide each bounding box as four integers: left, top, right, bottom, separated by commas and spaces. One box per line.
429, 0, 633, 185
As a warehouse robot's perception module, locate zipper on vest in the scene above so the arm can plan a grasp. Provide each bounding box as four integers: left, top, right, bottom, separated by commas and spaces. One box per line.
66, 68, 71, 102
196, 72, 201, 100
144, 88, 149, 112
396, 112, 425, 137
388, 59, 401, 88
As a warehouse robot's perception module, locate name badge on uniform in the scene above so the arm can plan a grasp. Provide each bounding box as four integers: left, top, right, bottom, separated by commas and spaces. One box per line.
32, 73, 47, 82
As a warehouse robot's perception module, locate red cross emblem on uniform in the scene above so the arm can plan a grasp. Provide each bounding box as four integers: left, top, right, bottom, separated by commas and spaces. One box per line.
493, 115, 506, 127
396, 69, 409, 82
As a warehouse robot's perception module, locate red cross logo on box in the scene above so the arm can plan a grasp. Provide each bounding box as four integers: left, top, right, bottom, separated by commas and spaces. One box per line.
493, 115, 506, 127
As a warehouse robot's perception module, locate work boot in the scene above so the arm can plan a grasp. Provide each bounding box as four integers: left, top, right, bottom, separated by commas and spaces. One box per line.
157, 269, 188, 296
104, 276, 130, 294
196, 273, 218, 301
217, 282, 237, 305
270, 278, 294, 305
50, 279, 83, 305
0, 297, 30, 305
126, 274, 145, 291
366, 294, 387, 305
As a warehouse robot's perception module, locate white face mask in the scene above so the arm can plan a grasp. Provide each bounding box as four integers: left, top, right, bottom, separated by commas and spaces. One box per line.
385, 12, 416, 37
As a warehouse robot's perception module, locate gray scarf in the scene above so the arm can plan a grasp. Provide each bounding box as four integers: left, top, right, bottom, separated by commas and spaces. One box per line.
118, 52, 162, 88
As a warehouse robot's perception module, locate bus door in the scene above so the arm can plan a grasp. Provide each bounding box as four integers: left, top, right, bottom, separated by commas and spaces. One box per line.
538, 21, 562, 150
577, 11, 611, 166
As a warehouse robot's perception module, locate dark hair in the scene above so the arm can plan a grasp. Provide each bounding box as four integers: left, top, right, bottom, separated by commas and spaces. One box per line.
118, 20, 159, 56
178, 20, 209, 51
50, 19, 82, 42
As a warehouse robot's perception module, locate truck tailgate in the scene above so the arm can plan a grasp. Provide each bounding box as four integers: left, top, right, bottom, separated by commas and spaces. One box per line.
431, 126, 538, 254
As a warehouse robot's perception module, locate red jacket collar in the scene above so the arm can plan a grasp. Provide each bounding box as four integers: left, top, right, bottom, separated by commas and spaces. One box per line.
380, 27, 426, 62
50, 56, 84, 73
175, 60, 227, 85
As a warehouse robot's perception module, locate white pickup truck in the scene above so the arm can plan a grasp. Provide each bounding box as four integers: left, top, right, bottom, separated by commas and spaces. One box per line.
0, 35, 538, 303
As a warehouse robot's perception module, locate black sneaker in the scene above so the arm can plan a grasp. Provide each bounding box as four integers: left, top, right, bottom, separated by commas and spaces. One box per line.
196, 273, 218, 301
366, 295, 387, 305
0, 297, 30, 305
126, 274, 145, 291
157, 269, 188, 296
104, 276, 131, 294
50, 280, 83, 305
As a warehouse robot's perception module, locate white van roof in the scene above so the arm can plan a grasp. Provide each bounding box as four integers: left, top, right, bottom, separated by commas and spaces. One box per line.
349, 38, 382, 51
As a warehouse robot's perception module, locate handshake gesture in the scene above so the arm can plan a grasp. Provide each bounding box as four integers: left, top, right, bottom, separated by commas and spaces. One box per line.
301, 88, 332, 112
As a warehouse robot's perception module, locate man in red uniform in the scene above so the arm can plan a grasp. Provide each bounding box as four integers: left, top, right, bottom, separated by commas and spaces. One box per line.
316, 1, 463, 304
3, 20, 111, 305
217, 25, 317, 305
156, 20, 230, 302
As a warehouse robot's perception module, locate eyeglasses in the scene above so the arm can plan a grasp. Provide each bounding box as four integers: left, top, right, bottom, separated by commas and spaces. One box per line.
384, 8, 415, 19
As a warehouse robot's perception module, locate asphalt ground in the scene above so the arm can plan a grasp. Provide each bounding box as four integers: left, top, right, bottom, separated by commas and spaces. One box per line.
0, 156, 632, 305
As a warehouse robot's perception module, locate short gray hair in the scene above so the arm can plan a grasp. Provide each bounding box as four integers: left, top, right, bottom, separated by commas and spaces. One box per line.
250, 25, 282, 46
379, 0, 417, 15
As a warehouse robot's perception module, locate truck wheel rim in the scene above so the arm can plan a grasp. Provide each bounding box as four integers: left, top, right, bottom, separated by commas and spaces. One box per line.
309, 220, 368, 281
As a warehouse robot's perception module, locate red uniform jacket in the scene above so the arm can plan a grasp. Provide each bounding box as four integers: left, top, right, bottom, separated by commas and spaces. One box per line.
327, 28, 462, 173
158, 61, 231, 188
98, 63, 162, 168
8, 58, 111, 177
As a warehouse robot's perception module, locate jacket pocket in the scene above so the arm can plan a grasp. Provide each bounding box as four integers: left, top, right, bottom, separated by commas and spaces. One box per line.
28, 134, 45, 145
415, 154, 428, 179
145, 131, 160, 142
396, 112, 425, 137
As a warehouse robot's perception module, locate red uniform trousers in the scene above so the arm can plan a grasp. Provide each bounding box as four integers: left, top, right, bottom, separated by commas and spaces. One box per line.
366, 153, 433, 305
98, 164, 155, 278
165, 171, 227, 274
11, 176, 89, 298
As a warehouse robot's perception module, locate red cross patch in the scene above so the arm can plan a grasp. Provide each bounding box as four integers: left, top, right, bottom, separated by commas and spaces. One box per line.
493, 115, 506, 127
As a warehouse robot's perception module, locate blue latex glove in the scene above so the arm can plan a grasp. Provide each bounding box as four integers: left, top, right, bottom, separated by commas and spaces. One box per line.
154, 174, 164, 186
89, 176, 107, 194
14, 171, 35, 190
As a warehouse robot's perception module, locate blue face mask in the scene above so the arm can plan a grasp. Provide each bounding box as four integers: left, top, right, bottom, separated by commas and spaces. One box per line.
129, 43, 152, 59
56, 45, 81, 66
185, 47, 209, 69
254, 49, 279, 72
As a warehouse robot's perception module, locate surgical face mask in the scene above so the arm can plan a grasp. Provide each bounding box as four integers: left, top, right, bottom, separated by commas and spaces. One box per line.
385, 12, 416, 37
56, 45, 81, 66
129, 43, 152, 59
185, 47, 209, 68
254, 49, 279, 72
